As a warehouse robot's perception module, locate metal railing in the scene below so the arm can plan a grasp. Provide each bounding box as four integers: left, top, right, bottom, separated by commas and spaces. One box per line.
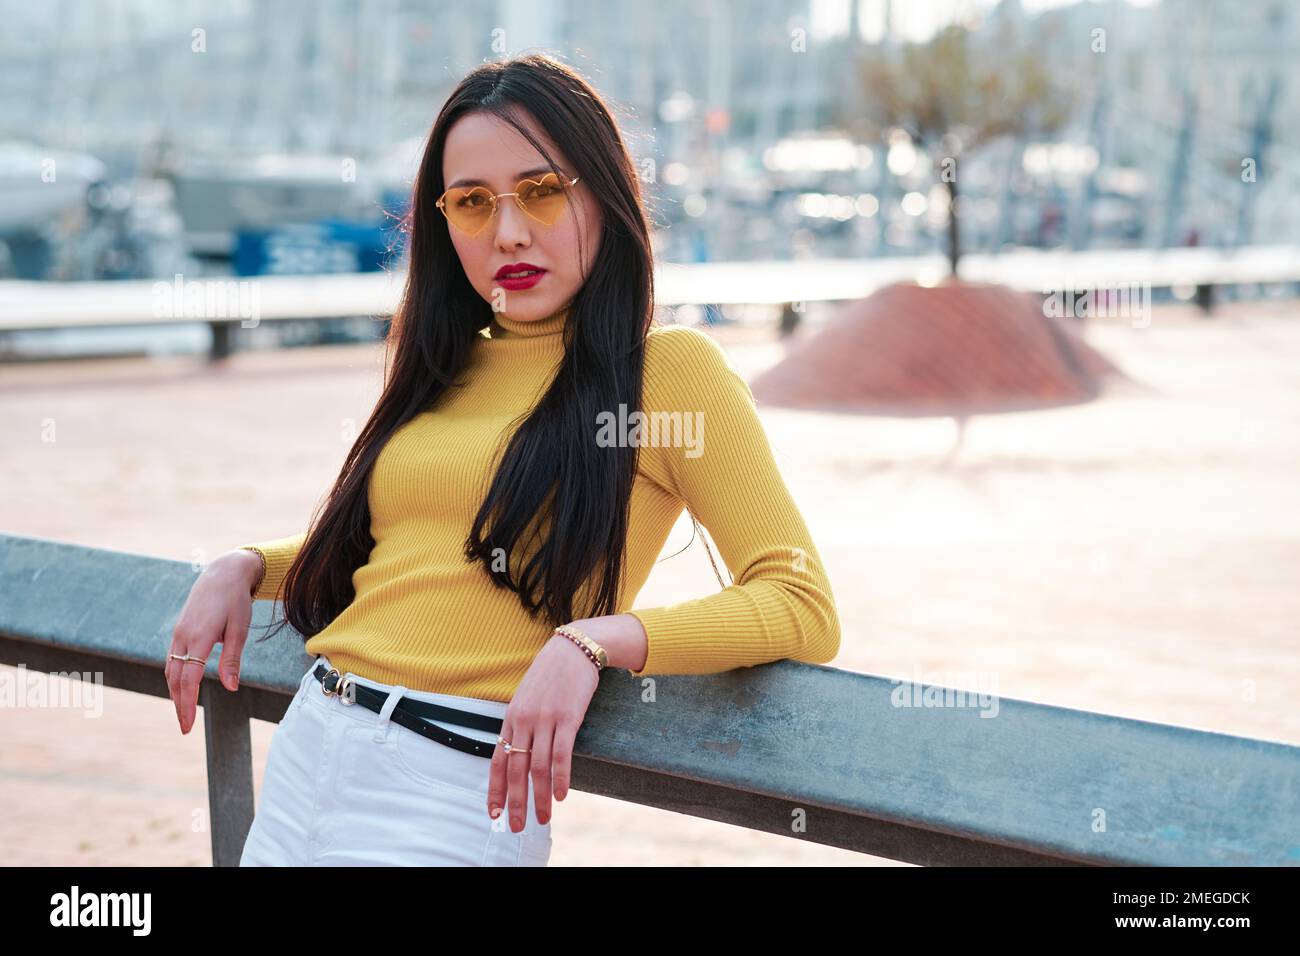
6, 247, 1300, 359
3, 532, 1298, 866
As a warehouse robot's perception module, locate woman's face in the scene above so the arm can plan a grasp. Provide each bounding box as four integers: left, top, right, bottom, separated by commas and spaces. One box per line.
441, 110, 601, 324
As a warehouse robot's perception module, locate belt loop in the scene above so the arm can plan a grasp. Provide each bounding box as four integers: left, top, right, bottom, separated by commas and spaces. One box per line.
373, 685, 407, 743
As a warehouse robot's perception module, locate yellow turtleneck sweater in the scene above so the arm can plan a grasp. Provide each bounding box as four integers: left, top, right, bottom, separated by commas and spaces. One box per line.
237, 304, 840, 702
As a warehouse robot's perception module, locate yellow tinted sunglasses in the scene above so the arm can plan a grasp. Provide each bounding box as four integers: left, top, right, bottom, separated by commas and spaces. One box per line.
435, 171, 580, 238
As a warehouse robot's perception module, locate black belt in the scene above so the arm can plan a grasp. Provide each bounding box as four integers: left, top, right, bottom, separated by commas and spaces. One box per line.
311, 663, 504, 759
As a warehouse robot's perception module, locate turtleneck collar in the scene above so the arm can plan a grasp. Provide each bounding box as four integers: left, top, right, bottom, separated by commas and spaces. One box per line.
487, 303, 571, 340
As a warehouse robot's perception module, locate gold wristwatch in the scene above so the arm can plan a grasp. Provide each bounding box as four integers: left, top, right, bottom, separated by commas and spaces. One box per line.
553, 624, 608, 671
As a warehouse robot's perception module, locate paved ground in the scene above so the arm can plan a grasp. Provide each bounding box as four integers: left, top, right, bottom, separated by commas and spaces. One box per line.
2, 297, 1297, 865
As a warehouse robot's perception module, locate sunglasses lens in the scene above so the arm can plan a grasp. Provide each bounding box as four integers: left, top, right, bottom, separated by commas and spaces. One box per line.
517, 173, 569, 225
441, 186, 492, 234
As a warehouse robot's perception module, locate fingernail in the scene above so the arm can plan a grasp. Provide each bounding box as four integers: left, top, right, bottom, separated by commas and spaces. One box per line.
490, 807, 501, 819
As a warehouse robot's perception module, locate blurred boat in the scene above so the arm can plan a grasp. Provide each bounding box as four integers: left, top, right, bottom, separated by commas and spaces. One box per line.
0, 140, 106, 233
164, 151, 392, 258
0, 140, 107, 278
162, 134, 422, 262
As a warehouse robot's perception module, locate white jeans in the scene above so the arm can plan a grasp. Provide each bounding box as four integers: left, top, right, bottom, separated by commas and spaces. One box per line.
239, 653, 553, 866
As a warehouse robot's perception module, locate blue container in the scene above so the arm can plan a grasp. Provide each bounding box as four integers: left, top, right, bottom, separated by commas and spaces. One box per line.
235, 213, 407, 276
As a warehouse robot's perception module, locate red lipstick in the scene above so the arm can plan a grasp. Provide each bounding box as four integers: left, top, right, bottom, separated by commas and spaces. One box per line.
494, 262, 547, 290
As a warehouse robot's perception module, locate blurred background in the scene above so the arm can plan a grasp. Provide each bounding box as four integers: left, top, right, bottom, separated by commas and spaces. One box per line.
1, 0, 1297, 866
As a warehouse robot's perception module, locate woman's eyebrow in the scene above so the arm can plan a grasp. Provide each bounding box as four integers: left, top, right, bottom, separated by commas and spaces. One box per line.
447, 166, 559, 189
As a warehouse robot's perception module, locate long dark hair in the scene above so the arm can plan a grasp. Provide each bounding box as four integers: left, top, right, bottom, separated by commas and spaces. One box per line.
255, 53, 717, 645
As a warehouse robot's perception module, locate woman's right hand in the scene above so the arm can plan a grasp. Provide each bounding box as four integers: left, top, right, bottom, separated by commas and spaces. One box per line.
164, 549, 263, 735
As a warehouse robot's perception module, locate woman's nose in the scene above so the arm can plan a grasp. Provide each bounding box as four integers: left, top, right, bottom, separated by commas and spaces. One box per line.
493, 200, 531, 249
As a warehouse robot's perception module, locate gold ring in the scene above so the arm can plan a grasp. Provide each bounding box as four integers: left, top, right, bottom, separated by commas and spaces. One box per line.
498, 737, 530, 755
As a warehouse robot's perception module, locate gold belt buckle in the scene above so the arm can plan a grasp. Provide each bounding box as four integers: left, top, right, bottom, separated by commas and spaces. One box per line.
321, 667, 356, 704
337, 674, 356, 704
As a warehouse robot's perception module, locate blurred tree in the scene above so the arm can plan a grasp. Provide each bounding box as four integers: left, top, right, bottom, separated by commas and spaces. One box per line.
851, 21, 1074, 276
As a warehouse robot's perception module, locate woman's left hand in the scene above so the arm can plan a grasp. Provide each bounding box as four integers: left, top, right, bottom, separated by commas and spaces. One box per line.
488, 627, 600, 832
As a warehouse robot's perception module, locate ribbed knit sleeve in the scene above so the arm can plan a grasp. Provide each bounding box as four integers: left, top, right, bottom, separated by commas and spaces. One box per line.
625, 326, 841, 676
237, 532, 307, 601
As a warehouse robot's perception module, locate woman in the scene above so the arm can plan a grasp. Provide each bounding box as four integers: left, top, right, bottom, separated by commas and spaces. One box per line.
164, 53, 841, 867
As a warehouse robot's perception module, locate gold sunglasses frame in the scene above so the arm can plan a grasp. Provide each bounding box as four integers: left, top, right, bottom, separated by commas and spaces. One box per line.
435, 172, 580, 237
